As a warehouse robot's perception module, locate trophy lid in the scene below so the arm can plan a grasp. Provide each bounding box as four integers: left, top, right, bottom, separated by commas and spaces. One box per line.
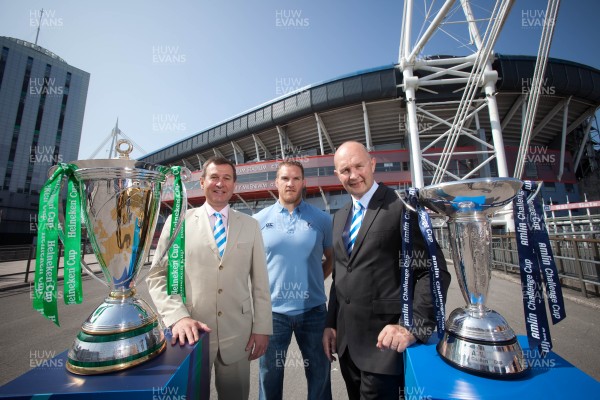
50, 139, 171, 178
418, 177, 523, 217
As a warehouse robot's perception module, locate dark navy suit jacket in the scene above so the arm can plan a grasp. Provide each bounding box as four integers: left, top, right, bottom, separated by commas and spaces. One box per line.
326, 183, 451, 375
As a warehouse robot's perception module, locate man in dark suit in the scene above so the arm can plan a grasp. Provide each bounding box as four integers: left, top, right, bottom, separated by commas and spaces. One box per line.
322, 141, 450, 399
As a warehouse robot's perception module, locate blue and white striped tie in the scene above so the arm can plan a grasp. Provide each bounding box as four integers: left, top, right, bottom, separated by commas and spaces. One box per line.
214, 212, 226, 257
347, 201, 364, 255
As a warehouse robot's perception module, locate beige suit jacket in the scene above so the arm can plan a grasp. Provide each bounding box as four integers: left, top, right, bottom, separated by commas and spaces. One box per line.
147, 204, 272, 364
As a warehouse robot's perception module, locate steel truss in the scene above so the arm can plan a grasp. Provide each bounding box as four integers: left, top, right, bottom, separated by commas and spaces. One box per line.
399, 0, 561, 186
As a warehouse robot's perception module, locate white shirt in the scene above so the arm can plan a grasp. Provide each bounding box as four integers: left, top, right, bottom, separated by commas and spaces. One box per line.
343, 182, 379, 248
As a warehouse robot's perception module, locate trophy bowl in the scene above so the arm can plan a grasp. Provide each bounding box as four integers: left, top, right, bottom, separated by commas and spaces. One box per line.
418, 177, 528, 377
45, 146, 188, 375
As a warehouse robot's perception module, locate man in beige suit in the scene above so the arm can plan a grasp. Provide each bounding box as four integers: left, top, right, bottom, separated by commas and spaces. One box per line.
147, 156, 272, 399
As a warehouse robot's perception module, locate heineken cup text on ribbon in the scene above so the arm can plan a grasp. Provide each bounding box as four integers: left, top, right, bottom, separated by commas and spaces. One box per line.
31, 144, 189, 375
33, 163, 83, 326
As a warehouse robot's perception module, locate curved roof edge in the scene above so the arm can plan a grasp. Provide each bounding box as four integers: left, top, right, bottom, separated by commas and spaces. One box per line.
1, 36, 67, 64
494, 54, 600, 102
141, 55, 600, 165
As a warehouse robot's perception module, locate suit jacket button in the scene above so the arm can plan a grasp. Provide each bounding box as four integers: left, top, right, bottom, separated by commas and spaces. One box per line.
218, 311, 222, 317
345, 298, 350, 304
218, 289, 223, 294
347, 267, 352, 272
219, 265, 223, 270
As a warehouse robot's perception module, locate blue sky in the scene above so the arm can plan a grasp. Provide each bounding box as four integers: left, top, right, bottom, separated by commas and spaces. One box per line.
0, 0, 598, 160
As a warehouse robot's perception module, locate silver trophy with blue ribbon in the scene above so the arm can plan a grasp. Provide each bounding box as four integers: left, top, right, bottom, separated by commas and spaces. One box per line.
417, 177, 528, 376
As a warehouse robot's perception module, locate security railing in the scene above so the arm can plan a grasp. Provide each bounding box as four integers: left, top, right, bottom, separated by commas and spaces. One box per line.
491, 234, 600, 298
0, 244, 155, 285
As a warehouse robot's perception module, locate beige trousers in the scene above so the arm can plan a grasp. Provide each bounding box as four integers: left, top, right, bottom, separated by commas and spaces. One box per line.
208, 339, 250, 399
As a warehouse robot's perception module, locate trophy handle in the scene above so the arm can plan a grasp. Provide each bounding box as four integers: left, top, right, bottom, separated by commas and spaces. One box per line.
54, 180, 112, 288
394, 190, 417, 212
141, 167, 191, 280
80, 258, 111, 287
525, 180, 544, 202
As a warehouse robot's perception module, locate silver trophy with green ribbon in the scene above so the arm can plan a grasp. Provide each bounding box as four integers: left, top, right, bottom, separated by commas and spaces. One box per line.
33, 140, 189, 375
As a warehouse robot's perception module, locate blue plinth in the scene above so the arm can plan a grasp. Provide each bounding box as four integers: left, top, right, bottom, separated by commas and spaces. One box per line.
0, 331, 209, 400
404, 335, 600, 399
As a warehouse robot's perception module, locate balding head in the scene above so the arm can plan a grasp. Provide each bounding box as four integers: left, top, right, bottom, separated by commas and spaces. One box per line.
333, 141, 376, 199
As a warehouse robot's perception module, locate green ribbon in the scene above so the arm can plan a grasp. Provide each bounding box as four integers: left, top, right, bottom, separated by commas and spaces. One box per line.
167, 166, 186, 303
63, 173, 83, 306
33, 163, 83, 326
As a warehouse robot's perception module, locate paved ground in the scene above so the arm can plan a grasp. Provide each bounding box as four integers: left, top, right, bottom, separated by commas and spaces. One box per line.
0, 254, 599, 398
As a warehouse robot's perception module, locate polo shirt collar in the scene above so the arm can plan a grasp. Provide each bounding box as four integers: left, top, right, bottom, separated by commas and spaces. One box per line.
276, 199, 305, 214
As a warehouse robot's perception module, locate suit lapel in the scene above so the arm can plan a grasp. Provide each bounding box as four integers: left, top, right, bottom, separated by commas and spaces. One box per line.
349, 185, 386, 262
335, 202, 352, 262
223, 210, 242, 260
195, 204, 220, 257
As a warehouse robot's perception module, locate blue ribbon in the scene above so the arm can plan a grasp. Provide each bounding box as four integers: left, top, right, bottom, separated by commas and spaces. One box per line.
513, 181, 565, 356
524, 182, 567, 325
404, 189, 446, 338
400, 189, 416, 330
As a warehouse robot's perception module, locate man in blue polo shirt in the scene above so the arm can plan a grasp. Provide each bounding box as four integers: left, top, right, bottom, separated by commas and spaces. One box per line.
254, 160, 333, 400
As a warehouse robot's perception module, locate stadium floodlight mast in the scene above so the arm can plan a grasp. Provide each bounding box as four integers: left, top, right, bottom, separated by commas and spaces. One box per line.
89, 119, 148, 159
398, 0, 559, 187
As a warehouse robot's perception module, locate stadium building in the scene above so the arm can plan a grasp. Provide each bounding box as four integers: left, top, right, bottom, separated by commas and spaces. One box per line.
140, 54, 600, 218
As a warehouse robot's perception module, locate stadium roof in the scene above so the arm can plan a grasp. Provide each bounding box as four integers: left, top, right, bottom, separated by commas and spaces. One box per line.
140, 54, 600, 172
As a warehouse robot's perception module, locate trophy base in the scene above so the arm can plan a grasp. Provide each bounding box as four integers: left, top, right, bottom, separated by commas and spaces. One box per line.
437, 307, 529, 378
66, 291, 166, 375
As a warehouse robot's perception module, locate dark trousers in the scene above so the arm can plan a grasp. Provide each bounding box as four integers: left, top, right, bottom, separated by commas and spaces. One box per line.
339, 349, 403, 400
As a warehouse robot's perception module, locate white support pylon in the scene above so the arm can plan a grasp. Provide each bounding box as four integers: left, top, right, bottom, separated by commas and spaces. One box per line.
398, 0, 518, 185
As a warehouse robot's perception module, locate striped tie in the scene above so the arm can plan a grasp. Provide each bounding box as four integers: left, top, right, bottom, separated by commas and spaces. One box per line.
347, 201, 364, 255
214, 212, 226, 257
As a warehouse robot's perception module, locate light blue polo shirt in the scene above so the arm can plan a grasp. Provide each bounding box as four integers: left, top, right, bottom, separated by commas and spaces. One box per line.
254, 200, 333, 316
